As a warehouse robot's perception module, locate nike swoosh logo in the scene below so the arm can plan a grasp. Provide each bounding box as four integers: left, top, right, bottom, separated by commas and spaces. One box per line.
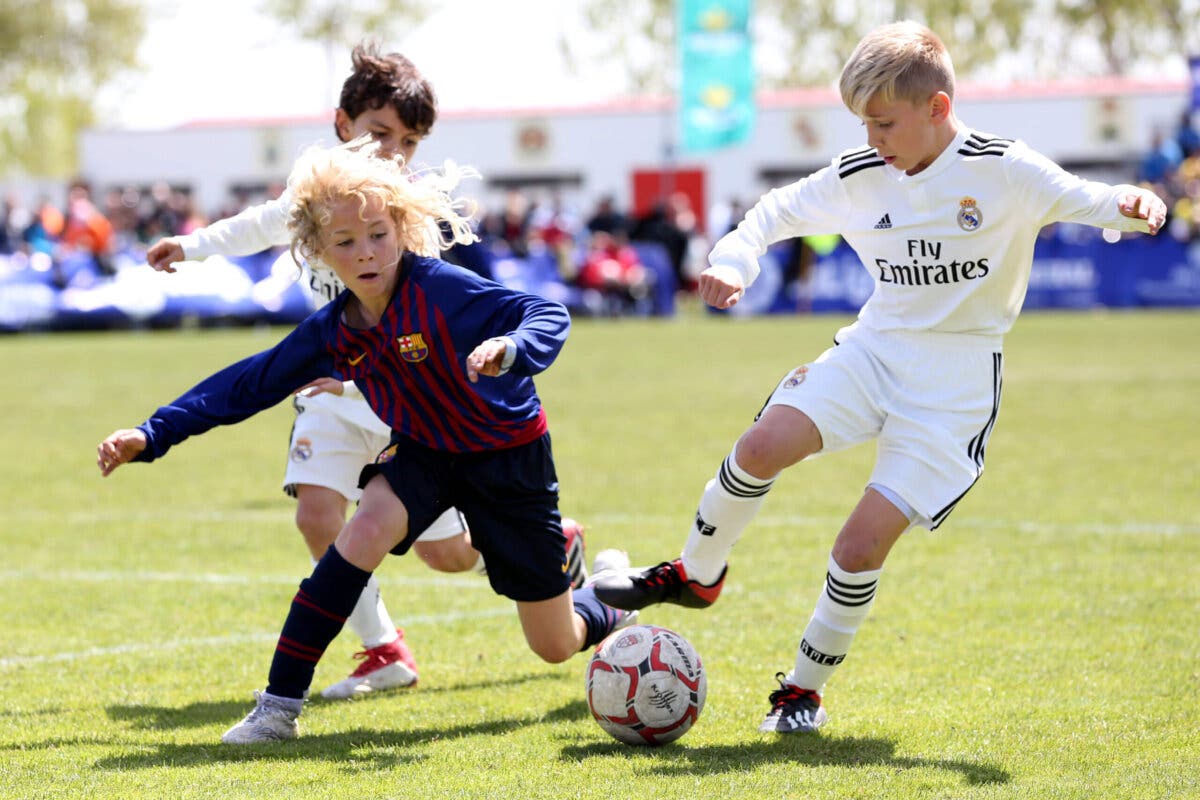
348, 352, 368, 366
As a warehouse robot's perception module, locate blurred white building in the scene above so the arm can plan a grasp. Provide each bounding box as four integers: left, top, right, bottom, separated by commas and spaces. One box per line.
78, 78, 1189, 232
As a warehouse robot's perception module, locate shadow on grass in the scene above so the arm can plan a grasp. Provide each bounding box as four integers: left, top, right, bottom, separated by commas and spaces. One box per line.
54, 695, 592, 777
559, 735, 1010, 786
86, 718, 523, 771
103, 671, 564, 731
81, 705, 595, 777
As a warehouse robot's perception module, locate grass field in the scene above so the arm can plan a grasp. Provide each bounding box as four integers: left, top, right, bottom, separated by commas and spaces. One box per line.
2, 308, 1197, 799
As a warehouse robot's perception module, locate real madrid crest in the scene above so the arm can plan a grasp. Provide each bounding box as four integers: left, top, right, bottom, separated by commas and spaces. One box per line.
957, 197, 982, 231
783, 365, 809, 388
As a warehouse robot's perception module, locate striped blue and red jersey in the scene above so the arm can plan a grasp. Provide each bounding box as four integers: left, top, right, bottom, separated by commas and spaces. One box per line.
134, 253, 569, 462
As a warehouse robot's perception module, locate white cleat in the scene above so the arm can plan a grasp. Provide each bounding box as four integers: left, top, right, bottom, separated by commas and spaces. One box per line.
320, 630, 419, 700
221, 691, 301, 744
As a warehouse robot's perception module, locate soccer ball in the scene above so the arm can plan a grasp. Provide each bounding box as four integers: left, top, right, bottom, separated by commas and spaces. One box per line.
585, 624, 706, 746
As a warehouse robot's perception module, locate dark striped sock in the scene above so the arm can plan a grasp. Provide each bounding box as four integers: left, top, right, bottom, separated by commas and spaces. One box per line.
573, 585, 624, 651
266, 546, 372, 699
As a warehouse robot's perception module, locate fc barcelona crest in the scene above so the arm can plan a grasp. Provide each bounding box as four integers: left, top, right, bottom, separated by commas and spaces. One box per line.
957, 197, 983, 231
397, 333, 429, 363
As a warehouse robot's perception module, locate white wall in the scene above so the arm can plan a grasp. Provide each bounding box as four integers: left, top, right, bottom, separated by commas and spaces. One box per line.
78, 79, 1190, 225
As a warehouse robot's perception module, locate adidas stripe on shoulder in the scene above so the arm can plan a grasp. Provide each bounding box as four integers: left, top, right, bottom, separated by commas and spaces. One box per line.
838, 146, 886, 179
958, 132, 1014, 158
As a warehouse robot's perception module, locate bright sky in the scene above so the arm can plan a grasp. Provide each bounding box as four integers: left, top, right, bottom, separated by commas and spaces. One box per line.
98, 0, 623, 130
89, 1, 1200, 132
94, 0, 624, 130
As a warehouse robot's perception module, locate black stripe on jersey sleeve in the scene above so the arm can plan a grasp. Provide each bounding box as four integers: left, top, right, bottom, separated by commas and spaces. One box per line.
966, 132, 1014, 147
839, 159, 887, 178
960, 134, 1013, 158
958, 145, 1011, 157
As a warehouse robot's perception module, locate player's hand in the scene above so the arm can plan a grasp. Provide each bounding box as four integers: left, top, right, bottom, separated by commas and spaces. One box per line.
294, 377, 345, 398
97, 428, 147, 477
466, 339, 507, 383
698, 264, 746, 310
1118, 190, 1167, 235
146, 238, 186, 272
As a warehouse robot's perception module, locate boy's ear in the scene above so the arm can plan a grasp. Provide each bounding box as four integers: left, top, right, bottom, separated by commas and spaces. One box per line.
334, 108, 353, 142
929, 91, 951, 122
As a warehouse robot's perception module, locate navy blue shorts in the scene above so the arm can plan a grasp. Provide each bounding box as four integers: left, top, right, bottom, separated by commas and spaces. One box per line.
359, 433, 569, 602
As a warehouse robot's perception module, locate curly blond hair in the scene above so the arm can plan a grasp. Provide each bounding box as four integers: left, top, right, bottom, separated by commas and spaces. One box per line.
286, 136, 478, 268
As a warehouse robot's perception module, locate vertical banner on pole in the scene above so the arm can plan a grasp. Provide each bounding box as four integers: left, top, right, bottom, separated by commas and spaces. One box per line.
1190, 55, 1200, 111
678, 0, 755, 152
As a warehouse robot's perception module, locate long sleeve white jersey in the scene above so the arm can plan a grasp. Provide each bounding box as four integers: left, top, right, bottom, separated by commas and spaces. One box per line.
176, 191, 348, 307
710, 127, 1152, 338
176, 191, 374, 410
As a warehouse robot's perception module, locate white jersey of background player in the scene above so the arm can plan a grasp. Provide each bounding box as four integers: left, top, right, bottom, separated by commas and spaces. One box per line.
592, 20, 1167, 735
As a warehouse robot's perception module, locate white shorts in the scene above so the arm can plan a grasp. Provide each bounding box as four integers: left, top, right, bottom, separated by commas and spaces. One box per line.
764, 323, 1004, 529
283, 391, 466, 542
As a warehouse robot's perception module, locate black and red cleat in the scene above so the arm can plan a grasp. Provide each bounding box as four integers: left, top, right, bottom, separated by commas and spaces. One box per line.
592, 558, 726, 610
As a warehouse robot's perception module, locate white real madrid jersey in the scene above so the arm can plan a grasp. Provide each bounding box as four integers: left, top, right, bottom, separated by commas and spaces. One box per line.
177, 190, 379, 424
710, 127, 1152, 337
176, 190, 346, 310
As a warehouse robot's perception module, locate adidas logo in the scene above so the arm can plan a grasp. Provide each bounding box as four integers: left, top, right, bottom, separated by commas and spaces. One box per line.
874, 213, 892, 230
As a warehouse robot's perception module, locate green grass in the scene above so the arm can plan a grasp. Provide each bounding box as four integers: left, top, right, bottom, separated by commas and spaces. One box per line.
1, 308, 1197, 799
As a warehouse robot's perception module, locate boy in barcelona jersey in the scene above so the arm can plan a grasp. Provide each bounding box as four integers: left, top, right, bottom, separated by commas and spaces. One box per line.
98, 140, 636, 744
593, 20, 1167, 734
142, 43, 590, 700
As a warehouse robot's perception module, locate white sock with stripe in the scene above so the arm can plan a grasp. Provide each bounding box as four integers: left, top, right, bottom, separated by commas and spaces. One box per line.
788, 554, 881, 694
681, 446, 775, 586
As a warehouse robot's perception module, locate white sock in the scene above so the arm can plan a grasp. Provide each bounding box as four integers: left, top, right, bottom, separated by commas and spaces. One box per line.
311, 554, 397, 650
681, 446, 775, 585
789, 554, 881, 694
472, 552, 487, 576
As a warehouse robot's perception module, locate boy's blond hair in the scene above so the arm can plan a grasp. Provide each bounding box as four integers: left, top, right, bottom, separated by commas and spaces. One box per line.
286, 137, 478, 267
838, 21, 955, 119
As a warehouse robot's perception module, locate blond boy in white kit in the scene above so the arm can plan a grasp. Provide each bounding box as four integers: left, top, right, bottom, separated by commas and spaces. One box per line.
594, 20, 1167, 733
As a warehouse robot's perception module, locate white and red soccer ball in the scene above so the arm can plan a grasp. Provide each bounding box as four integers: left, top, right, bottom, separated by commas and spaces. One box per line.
585, 624, 706, 746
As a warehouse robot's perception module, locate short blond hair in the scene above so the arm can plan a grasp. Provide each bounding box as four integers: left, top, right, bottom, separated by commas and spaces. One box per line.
286, 136, 478, 267
838, 21, 955, 118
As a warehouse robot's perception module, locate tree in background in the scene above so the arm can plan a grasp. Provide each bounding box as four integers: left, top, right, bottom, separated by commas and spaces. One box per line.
0, 0, 144, 177
259, 0, 427, 98
576, 0, 1200, 94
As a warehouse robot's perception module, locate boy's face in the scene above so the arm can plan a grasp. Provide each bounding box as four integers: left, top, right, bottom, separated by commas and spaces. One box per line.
861, 92, 948, 175
319, 194, 401, 306
335, 105, 426, 165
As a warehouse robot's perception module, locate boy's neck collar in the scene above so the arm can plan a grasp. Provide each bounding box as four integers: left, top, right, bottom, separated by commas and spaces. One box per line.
903, 121, 966, 179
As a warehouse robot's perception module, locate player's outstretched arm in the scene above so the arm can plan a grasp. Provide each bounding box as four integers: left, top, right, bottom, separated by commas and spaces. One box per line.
697, 264, 746, 310
146, 238, 185, 273
97, 428, 148, 476
1117, 189, 1167, 235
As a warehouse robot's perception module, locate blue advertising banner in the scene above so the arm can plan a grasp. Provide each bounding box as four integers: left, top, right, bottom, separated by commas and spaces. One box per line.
678, 0, 755, 152
1191, 55, 1200, 110
712, 227, 1200, 316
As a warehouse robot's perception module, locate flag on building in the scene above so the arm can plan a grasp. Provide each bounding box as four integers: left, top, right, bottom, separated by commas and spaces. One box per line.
678, 0, 755, 152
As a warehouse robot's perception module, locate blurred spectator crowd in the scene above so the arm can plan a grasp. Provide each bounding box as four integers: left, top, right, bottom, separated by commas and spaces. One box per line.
2, 111, 1196, 331
1137, 110, 1200, 242
0, 177, 719, 319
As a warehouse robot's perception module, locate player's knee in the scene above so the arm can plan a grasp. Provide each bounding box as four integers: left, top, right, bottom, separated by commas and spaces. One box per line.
294, 503, 344, 550
734, 430, 793, 477
736, 409, 821, 476
335, 515, 402, 568
528, 637, 576, 664
413, 537, 478, 572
